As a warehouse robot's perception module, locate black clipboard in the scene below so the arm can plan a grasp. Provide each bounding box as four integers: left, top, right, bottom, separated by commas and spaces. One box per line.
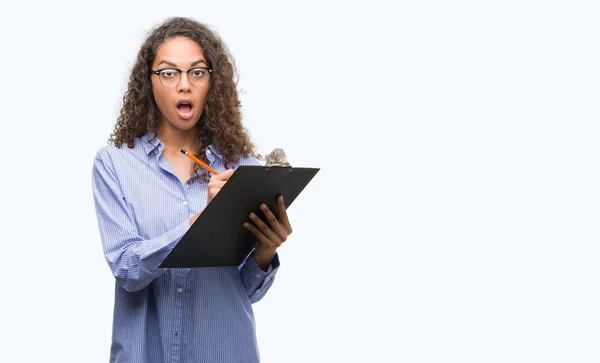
160, 165, 320, 268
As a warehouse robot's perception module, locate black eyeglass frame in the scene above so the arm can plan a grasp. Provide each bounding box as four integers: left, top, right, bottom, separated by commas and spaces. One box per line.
151, 67, 213, 87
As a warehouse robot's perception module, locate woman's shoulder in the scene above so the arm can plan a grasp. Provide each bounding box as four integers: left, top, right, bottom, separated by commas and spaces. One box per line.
235, 154, 263, 168
93, 137, 149, 168
210, 144, 262, 168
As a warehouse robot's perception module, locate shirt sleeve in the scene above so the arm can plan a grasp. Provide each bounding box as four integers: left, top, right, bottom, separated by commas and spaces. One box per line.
239, 251, 281, 303
92, 149, 189, 292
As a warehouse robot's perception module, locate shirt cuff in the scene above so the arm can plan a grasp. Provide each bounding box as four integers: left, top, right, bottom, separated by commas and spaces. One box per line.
240, 252, 280, 288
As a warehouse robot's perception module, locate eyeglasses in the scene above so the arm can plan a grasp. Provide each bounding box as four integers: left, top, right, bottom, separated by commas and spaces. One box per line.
151, 67, 213, 88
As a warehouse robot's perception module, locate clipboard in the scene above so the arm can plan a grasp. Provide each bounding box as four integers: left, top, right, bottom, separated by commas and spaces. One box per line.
160, 165, 320, 268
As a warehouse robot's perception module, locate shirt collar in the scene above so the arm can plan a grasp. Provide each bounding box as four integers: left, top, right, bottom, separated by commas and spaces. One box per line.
140, 132, 222, 161
206, 144, 223, 161
140, 132, 162, 156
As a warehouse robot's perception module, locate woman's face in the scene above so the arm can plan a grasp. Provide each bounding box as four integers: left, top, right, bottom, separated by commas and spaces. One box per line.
151, 36, 211, 132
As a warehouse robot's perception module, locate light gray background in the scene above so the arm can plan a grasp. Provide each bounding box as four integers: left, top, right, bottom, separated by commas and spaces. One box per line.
0, 1, 598, 362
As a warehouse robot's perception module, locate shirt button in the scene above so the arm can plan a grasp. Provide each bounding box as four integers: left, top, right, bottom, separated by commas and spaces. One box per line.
182, 201, 188, 206
255, 274, 261, 278
177, 288, 183, 293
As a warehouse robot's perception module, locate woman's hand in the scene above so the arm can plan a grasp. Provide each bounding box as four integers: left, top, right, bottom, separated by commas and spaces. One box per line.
244, 195, 293, 270
190, 168, 235, 226
207, 168, 235, 204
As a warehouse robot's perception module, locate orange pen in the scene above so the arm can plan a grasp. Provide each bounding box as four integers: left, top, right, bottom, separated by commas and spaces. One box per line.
180, 149, 219, 175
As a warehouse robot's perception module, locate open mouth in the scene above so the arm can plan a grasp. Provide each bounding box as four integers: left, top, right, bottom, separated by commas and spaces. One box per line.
176, 100, 194, 120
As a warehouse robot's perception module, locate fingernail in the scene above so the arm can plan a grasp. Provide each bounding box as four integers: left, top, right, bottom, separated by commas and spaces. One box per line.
260, 204, 267, 210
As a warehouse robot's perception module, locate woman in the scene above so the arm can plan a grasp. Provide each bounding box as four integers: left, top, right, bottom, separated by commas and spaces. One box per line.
92, 17, 292, 363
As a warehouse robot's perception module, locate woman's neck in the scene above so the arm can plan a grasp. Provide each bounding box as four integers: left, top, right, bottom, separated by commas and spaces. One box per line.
156, 122, 199, 155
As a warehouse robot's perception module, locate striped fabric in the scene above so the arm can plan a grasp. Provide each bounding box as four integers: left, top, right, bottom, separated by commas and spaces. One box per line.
91, 132, 279, 363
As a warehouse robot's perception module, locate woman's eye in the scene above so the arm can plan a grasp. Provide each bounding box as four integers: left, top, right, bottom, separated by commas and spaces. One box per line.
161, 70, 177, 78
191, 70, 205, 77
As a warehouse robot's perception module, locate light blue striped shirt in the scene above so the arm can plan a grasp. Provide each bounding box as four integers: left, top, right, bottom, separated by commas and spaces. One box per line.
92, 133, 280, 363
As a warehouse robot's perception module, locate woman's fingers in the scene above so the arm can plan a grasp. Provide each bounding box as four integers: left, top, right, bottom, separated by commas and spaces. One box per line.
259, 203, 288, 241
207, 169, 233, 202
208, 180, 227, 191
244, 221, 280, 248
243, 197, 293, 249
247, 212, 282, 245
212, 168, 235, 182
276, 195, 293, 234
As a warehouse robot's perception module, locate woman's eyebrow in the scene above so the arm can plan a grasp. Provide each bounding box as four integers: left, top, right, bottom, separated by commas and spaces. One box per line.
156, 59, 207, 68
191, 59, 207, 67
157, 60, 178, 68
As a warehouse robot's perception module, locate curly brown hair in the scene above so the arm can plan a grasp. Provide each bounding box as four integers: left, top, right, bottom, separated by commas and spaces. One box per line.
109, 17, 256, 182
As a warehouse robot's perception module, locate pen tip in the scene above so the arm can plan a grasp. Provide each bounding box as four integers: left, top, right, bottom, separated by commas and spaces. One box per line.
180, 149, 187, 154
